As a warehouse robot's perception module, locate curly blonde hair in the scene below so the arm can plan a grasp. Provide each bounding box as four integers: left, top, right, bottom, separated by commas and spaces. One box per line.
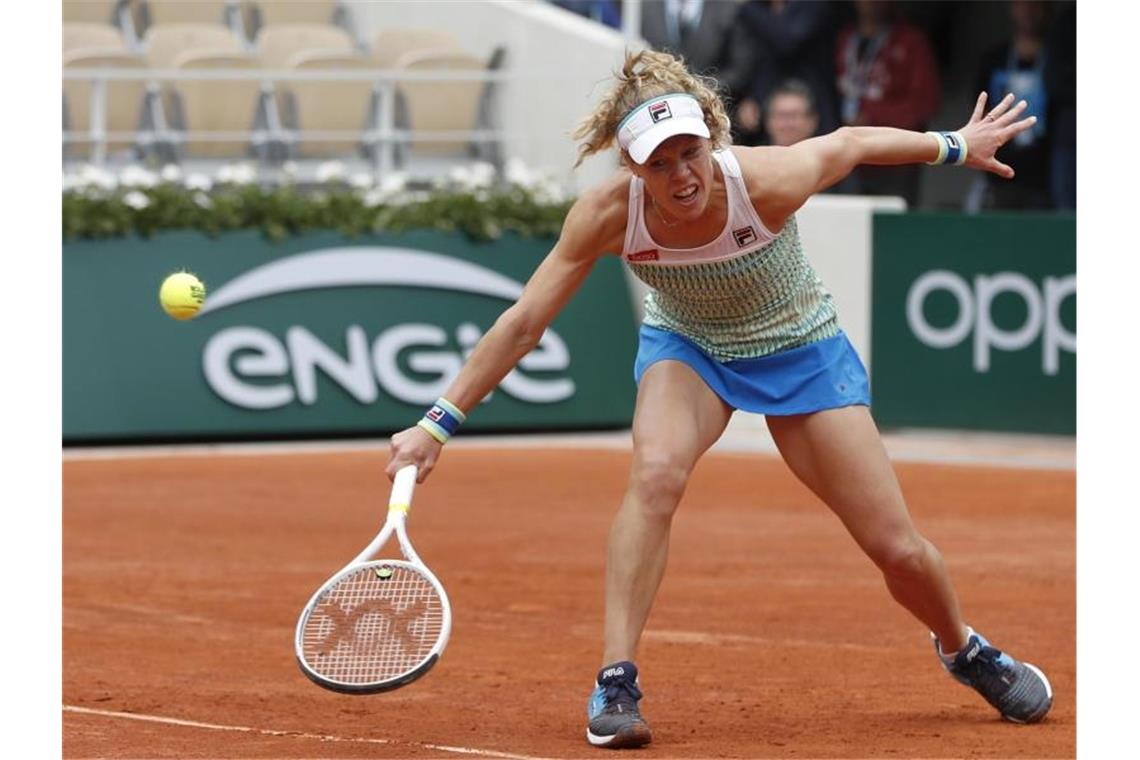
572, 49, 732, 167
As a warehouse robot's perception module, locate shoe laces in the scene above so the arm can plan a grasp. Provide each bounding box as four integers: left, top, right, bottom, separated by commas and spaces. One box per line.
975, 645, 1008, 671
603, 678, 642, 713
960, 644, 1015, 684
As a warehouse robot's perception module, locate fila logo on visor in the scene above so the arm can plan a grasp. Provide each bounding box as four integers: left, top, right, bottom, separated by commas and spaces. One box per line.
649, 101, 672, 123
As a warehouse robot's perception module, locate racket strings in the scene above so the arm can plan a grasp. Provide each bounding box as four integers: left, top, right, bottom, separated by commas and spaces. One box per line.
300, 564, 445, 684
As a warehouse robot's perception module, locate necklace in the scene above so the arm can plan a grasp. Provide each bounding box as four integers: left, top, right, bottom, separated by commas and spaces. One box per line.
651, 195, 679, 227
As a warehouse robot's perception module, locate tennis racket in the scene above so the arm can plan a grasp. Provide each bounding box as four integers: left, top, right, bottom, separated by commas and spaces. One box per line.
295, 464, 451, 694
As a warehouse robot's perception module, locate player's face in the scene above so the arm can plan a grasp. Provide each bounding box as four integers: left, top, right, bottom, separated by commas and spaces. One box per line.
637, 135, 715, 222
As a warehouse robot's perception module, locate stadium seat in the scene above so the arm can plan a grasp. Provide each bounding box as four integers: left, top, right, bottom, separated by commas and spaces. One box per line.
242, 1, 348, 42
63, 49, 150, 159
133, 0, 235, 27
131, 0, 247, 43
63, 0, 120, 25
164, 51, 268, 159
64, 22, 127, 54
394, 50, 493, 161
371, 28, 461, 69
256, 23, 355, 68
279, 51, 377, 158
65, 1, 141, 48
144, 23, 245, 68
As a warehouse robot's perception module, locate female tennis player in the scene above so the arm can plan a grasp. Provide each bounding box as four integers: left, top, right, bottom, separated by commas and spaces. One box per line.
386, 50, 1053, 748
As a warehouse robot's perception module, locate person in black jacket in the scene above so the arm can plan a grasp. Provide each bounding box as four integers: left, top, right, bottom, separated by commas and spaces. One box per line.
971, 0, 1054, 210
734, 0, 841, 146
639, 0, 758, 114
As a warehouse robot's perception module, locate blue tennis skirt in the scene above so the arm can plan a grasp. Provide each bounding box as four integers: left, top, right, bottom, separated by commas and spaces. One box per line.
633, 325, 871, 416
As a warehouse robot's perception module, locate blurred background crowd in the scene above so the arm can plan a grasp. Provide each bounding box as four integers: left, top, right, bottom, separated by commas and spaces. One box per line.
553, 0, 1076, 212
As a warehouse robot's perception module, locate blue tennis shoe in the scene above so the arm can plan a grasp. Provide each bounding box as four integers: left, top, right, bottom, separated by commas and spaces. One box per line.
934, 628, 1053, 724
586, 661, 652, 748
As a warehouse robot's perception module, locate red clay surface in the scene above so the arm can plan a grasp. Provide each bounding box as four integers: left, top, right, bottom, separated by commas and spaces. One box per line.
63, 448, 1075, 758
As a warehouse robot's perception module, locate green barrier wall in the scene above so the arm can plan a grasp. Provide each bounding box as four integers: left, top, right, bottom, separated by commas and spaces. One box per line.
63, 230, 638, 442
870, 212, 1075, 434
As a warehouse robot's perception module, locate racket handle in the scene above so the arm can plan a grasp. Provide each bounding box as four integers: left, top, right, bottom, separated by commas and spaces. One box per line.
389, 464, 418, 512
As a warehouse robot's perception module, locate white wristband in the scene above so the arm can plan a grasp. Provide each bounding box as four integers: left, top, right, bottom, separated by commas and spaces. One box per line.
925, 131, 968, 166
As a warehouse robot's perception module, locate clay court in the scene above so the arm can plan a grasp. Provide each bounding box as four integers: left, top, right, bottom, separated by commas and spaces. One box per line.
63, 445, 1074, 759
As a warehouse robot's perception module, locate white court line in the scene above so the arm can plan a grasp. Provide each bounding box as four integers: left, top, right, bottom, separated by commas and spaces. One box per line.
62, 705, 1044, 760
63, 705, 554, 760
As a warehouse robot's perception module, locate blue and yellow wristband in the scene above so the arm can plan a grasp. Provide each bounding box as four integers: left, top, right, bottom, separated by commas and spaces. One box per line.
926, 131, 968, 166
417, 397, 467, 444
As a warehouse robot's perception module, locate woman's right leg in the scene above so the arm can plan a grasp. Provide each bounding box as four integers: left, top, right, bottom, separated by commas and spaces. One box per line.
602, 359, 733, 665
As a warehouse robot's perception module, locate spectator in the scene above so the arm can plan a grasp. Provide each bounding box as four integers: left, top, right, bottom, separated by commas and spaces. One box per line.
639, 0, 757, 107
763, 78, 818, 146
835, 0, 941, 207
969, 0, 1054, 211
551, 0, 621, 30
736, 0, 841, 146
1044, 1, 1075, 210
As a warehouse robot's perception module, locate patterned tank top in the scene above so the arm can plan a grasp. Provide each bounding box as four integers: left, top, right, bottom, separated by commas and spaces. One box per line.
622, 148, 839, 361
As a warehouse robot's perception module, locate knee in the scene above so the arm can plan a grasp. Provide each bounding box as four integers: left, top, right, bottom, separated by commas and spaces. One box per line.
872, 534, 930, 579
626, 451, 693, 520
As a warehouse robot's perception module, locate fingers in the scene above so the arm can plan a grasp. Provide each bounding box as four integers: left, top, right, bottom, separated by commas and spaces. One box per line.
388, 453, 433, 482
970, 91, 987, 123
989, 158, 1015, 180
984, 93, 1016, 122
386, 437, 399, 480
1005, 114, 1038, 138
387, 432, 439, 483
997, 98, 1029, 126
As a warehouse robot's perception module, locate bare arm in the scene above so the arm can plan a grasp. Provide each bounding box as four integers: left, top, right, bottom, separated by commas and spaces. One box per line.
435, 210, 605, 413
740, 92, 1037, 229
385, 178, 628, 481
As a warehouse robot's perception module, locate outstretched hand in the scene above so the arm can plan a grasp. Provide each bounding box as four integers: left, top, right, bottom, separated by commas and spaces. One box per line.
958, 92, 1037, 179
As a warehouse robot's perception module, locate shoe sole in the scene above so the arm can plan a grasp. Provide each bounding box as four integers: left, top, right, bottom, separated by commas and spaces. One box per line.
586, 722, 653, 749
1002, 662, 1054, 724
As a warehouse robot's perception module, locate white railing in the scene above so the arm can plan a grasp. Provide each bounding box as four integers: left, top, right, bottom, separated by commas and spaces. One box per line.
62, 67, 517, 174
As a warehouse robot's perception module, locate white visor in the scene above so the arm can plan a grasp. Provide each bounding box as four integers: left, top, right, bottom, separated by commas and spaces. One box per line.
617, 93, 711, 164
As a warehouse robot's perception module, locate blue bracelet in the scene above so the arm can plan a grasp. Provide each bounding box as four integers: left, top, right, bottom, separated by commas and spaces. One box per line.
926, 131, 968, 166
417, 397, 467, 444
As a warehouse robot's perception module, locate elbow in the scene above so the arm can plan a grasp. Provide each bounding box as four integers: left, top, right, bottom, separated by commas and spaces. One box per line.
813, 127, 860, 187
833, 125, 859, 154
495, 305, 544, 352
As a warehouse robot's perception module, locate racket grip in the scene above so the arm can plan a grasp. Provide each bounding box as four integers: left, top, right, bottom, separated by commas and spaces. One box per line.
389, 464, 418, 512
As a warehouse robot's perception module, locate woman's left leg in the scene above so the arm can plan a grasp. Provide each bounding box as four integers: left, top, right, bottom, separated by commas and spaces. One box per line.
767, 404, 1054, 723
765, 405, 968, 652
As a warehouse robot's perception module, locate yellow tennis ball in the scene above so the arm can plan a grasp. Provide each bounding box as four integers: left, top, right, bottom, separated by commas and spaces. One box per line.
159, 271, 206, 321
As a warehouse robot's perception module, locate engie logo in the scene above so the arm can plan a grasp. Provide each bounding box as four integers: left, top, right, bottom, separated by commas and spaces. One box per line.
905, 270, 1076, 375
196, 248, 576, 409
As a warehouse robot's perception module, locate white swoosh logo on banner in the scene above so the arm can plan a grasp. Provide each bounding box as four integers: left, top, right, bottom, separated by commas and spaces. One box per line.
197, 248, 525, 316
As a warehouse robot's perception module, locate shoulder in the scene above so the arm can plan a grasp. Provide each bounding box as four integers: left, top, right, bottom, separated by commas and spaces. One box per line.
730, 145, 798, 205
729, 143, 825, 231
560, 169, 631, 259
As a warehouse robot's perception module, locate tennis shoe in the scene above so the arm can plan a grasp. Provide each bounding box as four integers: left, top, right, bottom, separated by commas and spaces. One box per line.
586, 661, 652, 748
934, 628, 1053, 724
